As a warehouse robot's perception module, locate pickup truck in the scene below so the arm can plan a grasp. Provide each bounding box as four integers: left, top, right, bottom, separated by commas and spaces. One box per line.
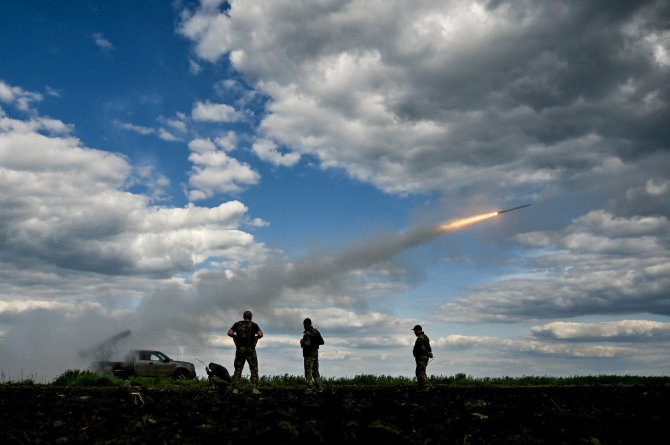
95, 349, 196, 380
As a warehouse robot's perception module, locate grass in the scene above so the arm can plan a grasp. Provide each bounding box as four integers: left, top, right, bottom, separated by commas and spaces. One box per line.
50, 369, 210, 387
427, 373, 670, 386
261, 373, 670, 387
2, 369, 668, 387
0, 369, 49, 385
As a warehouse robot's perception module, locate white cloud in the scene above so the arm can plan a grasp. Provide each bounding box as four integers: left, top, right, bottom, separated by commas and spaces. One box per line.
92, 32, 114, 51
192, 100, 242, 122
115, 120, 181, 142
252, 138, 300, 167
187, 137, 216, 153
179, 0, 670, 200
158, 128, 179, 141
646, 178, 670, 196
0, 80, 43, 111
214, 131, 237, 152
189, 59, 202, 75
159, 115, 189, 133
436, 334, 633, 358
115, 120, 154, 135
532, 320, 670, 341
0, 115, 266, 278
45, 86, 61, 98
187, 137, 260, 199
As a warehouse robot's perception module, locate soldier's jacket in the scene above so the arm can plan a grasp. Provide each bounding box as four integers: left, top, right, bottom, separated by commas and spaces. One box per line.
413, 333, 432, 358
230, 320, 261, 348
208, 363, 231, 382
302, 327, 324, 358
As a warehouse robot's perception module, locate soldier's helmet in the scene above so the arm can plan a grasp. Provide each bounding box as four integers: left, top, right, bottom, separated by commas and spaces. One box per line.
243, 310, 253, 319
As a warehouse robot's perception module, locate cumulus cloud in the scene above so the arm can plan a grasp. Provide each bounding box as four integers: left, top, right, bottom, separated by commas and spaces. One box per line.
252, 138, 300, 167
192, 100, 242, 122
0, 80, 282, 379
438, 208, 670, 323
187, 137, 260, 199
179, 0, 670, 199
0, 80, 43, 111
0, 108, 266, 280
157, 128, 179, 141
159, 114, 189, 133
436, 334, 633, 358
532, 320, 670, 342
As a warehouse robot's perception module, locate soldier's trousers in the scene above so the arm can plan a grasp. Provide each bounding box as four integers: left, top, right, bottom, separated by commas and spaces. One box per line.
304, 356, 321, 390
232, 347, 259, 388
415, 356, 429, 390
209, 375, 228, 392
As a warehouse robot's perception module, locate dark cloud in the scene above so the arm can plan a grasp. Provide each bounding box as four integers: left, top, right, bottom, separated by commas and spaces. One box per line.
181, 0, 670, 203
439, 208, 670, 322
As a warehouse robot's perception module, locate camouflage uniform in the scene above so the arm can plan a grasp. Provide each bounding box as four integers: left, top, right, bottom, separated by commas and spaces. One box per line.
207, 363, 231, 390
301, 326, 324, 392
230, 320, 262, 390
413, 331, 432, 391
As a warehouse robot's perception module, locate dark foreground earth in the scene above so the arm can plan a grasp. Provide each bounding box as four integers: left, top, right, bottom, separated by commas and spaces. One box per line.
2, 384, 669, 444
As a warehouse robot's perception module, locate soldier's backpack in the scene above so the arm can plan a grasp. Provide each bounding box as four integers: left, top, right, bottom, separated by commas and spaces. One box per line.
311, 328, 324, 346
234, 321, 258, 347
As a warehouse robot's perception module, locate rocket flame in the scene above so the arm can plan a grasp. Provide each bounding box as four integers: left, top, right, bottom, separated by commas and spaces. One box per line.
437, 211, 499, 233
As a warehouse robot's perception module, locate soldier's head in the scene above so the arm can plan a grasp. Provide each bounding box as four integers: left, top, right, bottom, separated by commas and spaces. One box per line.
412, 324, 423, 335
303, 318, 312, 328
208, 363, 216, 369
243, 310, 253, 320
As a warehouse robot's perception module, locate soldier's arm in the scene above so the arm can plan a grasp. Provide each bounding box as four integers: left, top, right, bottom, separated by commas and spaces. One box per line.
227, 326, 235, 337
256, 328, 263, 338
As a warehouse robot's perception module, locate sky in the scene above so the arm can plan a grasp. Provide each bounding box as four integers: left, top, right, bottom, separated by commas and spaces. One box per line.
1, 0, 669, 382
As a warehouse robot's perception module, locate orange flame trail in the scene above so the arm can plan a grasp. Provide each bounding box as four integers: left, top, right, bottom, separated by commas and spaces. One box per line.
437, 211, 499, 233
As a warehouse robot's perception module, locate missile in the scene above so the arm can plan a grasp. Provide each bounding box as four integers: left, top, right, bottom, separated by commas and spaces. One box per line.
497, 204, 531, 214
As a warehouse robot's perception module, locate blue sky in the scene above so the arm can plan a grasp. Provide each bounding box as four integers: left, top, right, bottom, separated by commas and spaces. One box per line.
1, 0, 669, 381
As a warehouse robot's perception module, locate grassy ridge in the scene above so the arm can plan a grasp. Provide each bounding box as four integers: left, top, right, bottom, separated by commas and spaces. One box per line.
49, 370, 207, 387
30, 370, 670, 387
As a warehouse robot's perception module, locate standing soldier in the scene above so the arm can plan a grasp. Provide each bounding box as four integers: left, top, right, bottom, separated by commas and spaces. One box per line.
412, 324, 433, 392
300, 318, 324, 393
228, 310, 263, 394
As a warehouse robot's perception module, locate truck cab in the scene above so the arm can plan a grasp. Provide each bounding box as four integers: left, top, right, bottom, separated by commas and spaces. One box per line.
119, 349, 196, 379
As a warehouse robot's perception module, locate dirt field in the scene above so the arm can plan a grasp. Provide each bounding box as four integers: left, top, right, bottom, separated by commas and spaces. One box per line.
2, 384, 668, 444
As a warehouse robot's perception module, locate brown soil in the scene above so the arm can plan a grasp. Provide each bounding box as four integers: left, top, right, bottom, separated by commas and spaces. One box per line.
2, 384, 668, 444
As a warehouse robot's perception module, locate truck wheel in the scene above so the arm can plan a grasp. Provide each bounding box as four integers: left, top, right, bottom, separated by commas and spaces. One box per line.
173, 369, 191, 380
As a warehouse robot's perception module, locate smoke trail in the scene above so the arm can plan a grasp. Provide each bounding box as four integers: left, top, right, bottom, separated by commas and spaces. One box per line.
135, 210, 501, 337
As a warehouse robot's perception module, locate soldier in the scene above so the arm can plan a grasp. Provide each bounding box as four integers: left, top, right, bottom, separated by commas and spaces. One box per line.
412, 324, 433, 392
300, 318, 324, 393
228, 310, 263, 394
206, 362, 231, 391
